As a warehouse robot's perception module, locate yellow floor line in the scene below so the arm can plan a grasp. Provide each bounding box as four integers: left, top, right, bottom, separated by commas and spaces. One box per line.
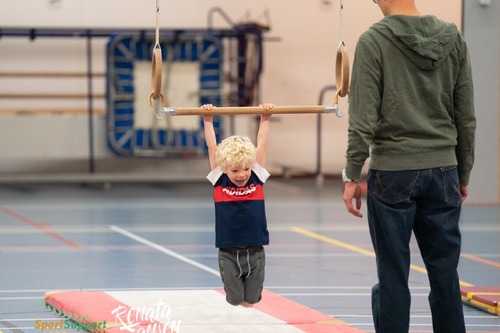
291, 226, 473, 287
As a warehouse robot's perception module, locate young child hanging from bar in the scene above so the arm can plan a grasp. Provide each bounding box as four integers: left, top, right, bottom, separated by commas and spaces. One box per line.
202, 103, 273, 307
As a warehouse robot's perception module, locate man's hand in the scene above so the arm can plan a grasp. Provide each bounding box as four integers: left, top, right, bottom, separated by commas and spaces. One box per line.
460, 185, 468, 202
343, 182, 363, 218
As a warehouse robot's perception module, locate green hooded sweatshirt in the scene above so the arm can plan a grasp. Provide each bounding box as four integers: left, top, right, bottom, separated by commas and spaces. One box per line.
345, 15, 476, 185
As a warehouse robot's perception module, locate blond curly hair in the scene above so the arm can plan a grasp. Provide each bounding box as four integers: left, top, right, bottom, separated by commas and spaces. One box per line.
215, 135, 256, 171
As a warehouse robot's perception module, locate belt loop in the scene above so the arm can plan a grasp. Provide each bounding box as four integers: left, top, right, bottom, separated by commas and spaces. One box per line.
236, 250, 243, 279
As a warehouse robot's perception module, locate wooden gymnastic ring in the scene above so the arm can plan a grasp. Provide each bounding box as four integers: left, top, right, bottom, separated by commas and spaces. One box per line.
151, 46, 162, 100
335, 43, 350, 99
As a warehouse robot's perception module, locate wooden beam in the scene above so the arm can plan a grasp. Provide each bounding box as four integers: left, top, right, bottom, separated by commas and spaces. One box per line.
0, 108, 106, 116
0, 72, 105, 78
0, 93, 105, 99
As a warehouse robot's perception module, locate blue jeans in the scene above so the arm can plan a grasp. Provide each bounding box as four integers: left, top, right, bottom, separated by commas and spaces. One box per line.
367, 167, 465, 333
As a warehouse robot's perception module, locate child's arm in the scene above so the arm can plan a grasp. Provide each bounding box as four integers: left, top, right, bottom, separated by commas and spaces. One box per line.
202, 104, 217, 170
256, 103, 273, 167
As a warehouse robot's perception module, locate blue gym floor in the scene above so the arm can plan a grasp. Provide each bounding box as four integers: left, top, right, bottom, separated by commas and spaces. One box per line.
0, 178, 499, 332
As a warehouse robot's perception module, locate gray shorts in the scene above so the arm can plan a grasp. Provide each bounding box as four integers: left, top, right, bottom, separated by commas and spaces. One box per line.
218, 246, 265, 306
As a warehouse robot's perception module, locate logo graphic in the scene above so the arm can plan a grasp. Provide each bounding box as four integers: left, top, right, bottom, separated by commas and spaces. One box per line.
37, 303, 106, 333
111, 300, 181, 333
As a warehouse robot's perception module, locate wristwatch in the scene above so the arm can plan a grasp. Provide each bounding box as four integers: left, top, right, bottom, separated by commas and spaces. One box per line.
342, 169, 357, 183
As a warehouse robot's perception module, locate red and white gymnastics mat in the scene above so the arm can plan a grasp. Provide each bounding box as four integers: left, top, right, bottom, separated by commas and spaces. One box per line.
45, 289, 365, 333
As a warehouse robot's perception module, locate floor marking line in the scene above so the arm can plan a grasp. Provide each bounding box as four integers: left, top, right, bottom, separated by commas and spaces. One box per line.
461, 253, 500, 269
0, 319, 56, 322
291, 226, 375, 257
0, 296, 42, 300
110, 225, 221, 277
0, 321, 23, 333
291, 227, 474, 287
279, 292, 428, 297
0, 205, 79, 248
0, 285, 432, 293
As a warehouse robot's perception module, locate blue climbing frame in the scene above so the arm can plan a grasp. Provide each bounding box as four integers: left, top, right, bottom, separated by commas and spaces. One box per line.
106, 26, 265, 157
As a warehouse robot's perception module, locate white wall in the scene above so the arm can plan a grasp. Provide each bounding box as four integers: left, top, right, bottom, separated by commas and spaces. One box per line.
0, 0, 466, 177
463, 0, 500, 204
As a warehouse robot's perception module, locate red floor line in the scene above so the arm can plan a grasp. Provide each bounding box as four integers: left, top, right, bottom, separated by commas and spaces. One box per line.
461, 253, 500, 269
0, 205, 79, 248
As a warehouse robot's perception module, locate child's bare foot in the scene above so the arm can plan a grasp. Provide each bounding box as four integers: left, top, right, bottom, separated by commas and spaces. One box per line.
240, 301, 254, 308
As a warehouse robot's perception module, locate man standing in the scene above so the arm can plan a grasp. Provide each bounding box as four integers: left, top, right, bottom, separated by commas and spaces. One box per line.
342, 1, 476, 332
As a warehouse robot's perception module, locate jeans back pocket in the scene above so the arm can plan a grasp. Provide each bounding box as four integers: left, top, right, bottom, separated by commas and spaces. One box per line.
370, 170, 418, 204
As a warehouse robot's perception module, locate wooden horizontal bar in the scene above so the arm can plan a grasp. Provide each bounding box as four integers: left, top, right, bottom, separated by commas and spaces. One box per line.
0, 93, 105, 99
163, 105, 338, 116
0, 108, 106, 116
0, 71, 105, 78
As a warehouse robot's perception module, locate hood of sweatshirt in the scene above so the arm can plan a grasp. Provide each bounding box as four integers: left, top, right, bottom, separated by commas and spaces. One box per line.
371, 15, 459, 71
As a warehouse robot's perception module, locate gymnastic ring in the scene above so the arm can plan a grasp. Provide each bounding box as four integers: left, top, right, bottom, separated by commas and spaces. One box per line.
151, 45, 162, 101
335, 43, 350, 99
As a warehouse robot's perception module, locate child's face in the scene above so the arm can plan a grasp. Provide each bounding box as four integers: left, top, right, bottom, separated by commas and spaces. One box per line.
225, 163, 252, 187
